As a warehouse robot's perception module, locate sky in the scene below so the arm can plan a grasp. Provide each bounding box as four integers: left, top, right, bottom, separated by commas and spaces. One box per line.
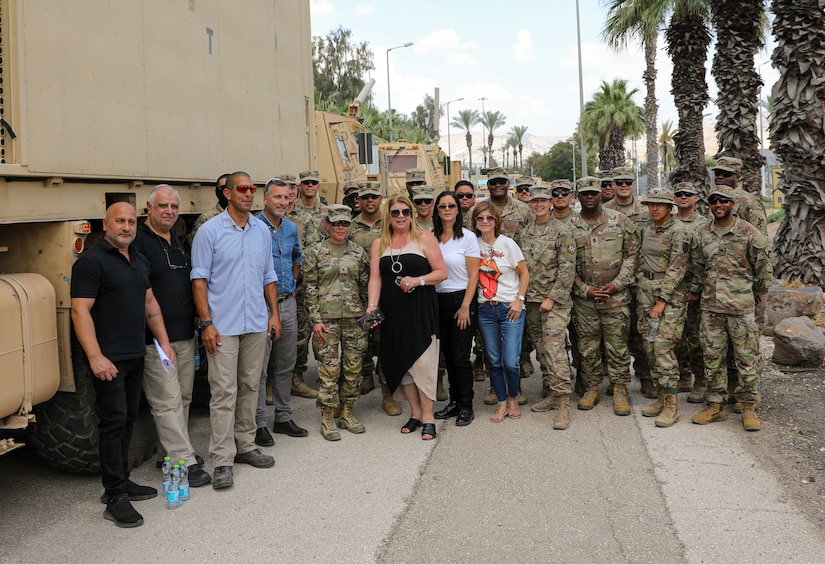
310, 0, 779, 144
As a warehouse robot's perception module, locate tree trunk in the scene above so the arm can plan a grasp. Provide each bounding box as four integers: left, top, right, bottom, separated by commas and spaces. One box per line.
711, 0, 766, 196
770, 0, 825, 288
643, 31, 659, 190
465, 131, 473, 179
599, 126, 626, 172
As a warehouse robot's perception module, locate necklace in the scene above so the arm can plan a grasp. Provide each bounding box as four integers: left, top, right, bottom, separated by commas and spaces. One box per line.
389, 234, 408, 273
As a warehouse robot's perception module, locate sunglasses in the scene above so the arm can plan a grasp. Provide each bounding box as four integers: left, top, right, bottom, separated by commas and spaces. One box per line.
234, 184, 257, 194
475, 215, 496, 223
456, 193, 474, 199
674, 191, 694, 198
415, 198, 434, 205
330, 220, 351, 227
708, 196, 733, 205
437, 203, 457, 210
301, 180, 319, 185
389, 208, 412, 218
488, 180, 509, 187
515, 186, 531, 193
552, 189, 572, 197
714, 170, 735, 178
359, 194, 380, 200
614, 180, 633, 186
601, 181, 613, 188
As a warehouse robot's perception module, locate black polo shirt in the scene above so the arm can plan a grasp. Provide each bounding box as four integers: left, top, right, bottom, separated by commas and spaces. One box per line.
133, 222, 196, 343
70, 238, 150, 361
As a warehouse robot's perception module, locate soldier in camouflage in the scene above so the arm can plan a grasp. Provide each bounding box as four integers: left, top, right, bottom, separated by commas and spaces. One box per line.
596, 170, 615, 204
570, 176, 639, 416
188, 173, 229, 246
689, 185, 773, 432
412, 185, 436, 232
635, 188, 690, 428
515, 176, 534, 204
304, 205, 370, 441
521, 185, 577, 430
405, 168, 427, 199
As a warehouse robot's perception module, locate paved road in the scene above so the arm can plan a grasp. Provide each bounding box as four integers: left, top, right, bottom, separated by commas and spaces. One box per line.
2, 362, 824, 563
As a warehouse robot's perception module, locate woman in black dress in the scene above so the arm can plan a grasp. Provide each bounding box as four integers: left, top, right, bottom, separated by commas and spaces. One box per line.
366, 194, 447, 440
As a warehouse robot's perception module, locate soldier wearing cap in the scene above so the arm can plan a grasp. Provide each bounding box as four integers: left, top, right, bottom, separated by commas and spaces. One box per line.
304, 204, 370, 440
672, 182, 709, 402
296, 170, 330, 229
520, 185, 577, 430
342, 182, 361, 216
515, 176, 534, 204
284, 173, 321, 251
569, 176, 639, 416
405, 168, 427, 198
689, 185, 772, 431
635, 188, 690, 428
549, 179, 575, 225
596, 170, 615, 204
605, 166, 654, 399
412, 185, 436, 232
712, 156, 768, 235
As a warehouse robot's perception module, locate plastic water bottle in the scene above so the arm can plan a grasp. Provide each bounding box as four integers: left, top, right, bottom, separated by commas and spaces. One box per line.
161, 456, 173, 495
166, 464, 181, 509
645, 318, 660, 343
178, 459, 190, 503
194, 331, 201, 371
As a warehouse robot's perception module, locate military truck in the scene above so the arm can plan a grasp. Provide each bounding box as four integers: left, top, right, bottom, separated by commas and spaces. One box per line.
378, 142, 456, 195
0, 0, 315, 471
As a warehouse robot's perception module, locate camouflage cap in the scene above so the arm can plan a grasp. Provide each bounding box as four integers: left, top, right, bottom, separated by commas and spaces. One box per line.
596, 169, 613, 182
576, 176, 601, 193
528, 185, 552, 201
343, 182, 360, 195
277, 173, 298, 185
405, 168, 426, 183
672, 181, 698, 195
712, 156, 742, 174
549, 179, 573, 190
515, 176, 534, 188
299, 170, 320, 182
327, 204, 353, 222
358, 182, 382, 197
411, 185, 435, 202
641, 188, 675, 205
611, 166, 635, 180
708, 184, 735, 199
487, 167, 509, 182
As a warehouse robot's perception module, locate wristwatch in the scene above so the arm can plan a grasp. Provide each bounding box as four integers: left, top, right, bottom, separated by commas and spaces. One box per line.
518, 295, 526, 301
198, 320, 213, 331
419, 277, 426, 287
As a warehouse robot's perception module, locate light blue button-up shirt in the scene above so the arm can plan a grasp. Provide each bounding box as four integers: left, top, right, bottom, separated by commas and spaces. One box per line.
191, 210, 277, 336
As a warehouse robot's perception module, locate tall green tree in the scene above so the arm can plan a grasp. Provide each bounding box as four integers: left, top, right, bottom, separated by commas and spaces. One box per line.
411, 94, 438, 143
580, 79, 645, 171
710, 0, 767, 195
312, 27, 375, 109
659, 120, 677, 175
451, 109, 480, 179
602, 0, 663, 190
510, 125, 529, 170
480, 110, 507, 168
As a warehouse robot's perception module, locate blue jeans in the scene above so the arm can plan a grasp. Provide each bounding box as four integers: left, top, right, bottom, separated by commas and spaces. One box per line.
477, 302, 525, 402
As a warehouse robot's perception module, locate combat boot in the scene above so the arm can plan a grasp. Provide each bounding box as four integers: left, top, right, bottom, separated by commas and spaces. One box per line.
484, 385, 498, 405
360, 372, 375, 395
541, 382, 551, 398
687, 374, 707, 404
552, 395, 571, 430
740, 402, 761, 431
613, 383, 631, 416
691, 402, 727, 425
520, 358, 533, 378
321, 407, 341, 441
639, 378, 657, 399
436, 372, 448, 401
641, 388, 665, 418
381, 383, 401, 416
655, 393, 679, 428
531, 395, 559, 413
577, 387, 599, 410
472, 355, 488, 382
733, 390, 761, 414
517, 385, 527, 405
291, 372, 319, 398
338, 401, 366, 434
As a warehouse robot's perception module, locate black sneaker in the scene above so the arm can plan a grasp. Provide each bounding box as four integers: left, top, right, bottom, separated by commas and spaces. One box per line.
188, 464, 212, 487
103, 496, 144, 528
234, 448, 275, 468
272, 419, 308, 437
99, 481, 157, 504
212, 466, 234, 490
255, 426, 275, 447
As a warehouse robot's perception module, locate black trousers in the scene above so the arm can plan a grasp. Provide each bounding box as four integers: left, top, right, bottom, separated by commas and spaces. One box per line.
437, 291, 476, 408
91, 357, 145, 497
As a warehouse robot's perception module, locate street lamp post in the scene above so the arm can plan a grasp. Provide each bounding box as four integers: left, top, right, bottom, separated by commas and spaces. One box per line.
478, 97, 487, 167
575, 0, 587, 175
386, 41, 413, 142
445, 97, 464, 159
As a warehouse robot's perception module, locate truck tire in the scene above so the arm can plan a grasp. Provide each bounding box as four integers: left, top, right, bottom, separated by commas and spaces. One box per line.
27, 350, 157, 474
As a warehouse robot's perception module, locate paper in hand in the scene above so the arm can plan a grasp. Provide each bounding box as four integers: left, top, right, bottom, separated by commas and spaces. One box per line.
153, 338, 174, 373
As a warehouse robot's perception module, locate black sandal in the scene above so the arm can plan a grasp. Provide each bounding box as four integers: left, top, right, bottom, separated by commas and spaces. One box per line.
421, 423, 436, 441
401, 418, 421, 434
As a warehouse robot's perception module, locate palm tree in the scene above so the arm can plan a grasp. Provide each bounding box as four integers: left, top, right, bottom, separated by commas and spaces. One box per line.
500, 144, 507, 168
510, 125, 529, 170
710, 0, 767, 195
480, 110, 507, 167
659, 120, 677, 176
770, 0, 825, 287
580, 78, 645, 171
450, 109, 480, 180
602, 0, 664, 190
480, 146, 489, 170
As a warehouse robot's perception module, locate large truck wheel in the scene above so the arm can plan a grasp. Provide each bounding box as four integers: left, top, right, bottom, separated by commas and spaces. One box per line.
27, 350, 157, 474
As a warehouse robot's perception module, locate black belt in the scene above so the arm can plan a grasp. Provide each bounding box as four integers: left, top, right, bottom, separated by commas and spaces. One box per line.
278, 293, 293, 303
643, 272, 666, 280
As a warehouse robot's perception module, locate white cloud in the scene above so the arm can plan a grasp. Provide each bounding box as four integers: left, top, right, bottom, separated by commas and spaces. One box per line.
446, 52, 481, 70
309, 0, 335, 17
355, 4, 375, 16
415, 29, 477, 55
512, 30, 534, 63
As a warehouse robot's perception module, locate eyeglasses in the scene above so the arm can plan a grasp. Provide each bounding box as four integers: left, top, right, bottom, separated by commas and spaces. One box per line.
456, 192, 474, 199
475, 215, 496, 223
389, 208, 412, 218
515, 186, 531, 193
407, 181, 426, 187
614, 180, 633, 186
415, 198, 434, 205
674, 191, 694, 198
488, 180, 508, 187
601, 182, 613, 188
359, 194, 380, 200
234, 185, 256, 194
708, 196, 733, 205
437, 203, 457, 210
301, 180, 319, 185
714, 170, 735, 178
551, 189, 572, 198
330, 220, 351, 227
156, 236, 190, 270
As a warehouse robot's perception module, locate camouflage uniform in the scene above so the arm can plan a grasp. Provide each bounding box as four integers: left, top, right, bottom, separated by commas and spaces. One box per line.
690, 213, 773, 405
287, 205, 322, 384
570, 207, 638, 387
304, 238, 370, 407
731, 187, 768, 236
674, 210, 709, 386
491, 194, 532, 242
521, 213, 577, 395
348, 212, 383, 381
188, 203, 224, 246
637, 215, 690, 390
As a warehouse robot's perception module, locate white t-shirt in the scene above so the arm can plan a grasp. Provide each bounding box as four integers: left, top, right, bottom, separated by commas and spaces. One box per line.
436, 228, 481, 294
477, 235, 525, 304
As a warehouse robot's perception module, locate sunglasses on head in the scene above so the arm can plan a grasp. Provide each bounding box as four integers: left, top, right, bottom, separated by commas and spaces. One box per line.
234, 184, 256, 194
515, 186, 531, 193
708, 196, 733, 205
329, 220, 351, 227
389, 208, 412, 218
359, 193, 380, 200
714, 170, 735, 178
674, 191, 694, 198
475, 215, 496, 223
552, 189, 572, 198
456, 192, 474, 199
415, 198, 434, 205
437, 203, 457, 210
614, 179, 633, 186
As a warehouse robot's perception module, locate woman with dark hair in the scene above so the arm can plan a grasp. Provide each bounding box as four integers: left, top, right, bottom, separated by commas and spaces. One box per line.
472, 200, 529, 423
366, 194, 447, 440
432, 191, 480, 426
